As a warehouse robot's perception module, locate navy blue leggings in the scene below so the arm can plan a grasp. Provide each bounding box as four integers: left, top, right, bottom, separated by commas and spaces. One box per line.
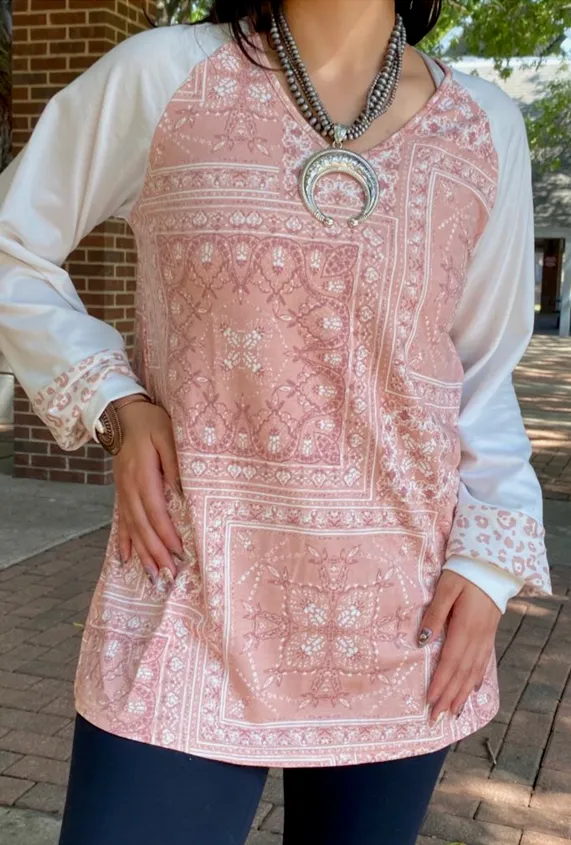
58, 715, 447, 845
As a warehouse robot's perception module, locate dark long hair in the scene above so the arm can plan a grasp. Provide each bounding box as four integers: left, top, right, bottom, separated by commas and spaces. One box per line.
205, 1, 442, 50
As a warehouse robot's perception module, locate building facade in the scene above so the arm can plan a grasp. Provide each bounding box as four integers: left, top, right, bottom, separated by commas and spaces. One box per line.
3, 0, 155, 482
455, 57, 571, 339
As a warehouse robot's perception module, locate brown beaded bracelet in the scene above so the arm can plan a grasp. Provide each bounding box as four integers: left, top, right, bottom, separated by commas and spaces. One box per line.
96, 394, 152, 456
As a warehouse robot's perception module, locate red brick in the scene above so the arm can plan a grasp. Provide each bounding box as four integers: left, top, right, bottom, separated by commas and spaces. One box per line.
532, 767, 571, 815
429, 788, 480, 818
11, 597, 60, 618
521, 834, 571, 845
416, 839, 449, 845
27, 623, 77, 648
30, 55, 67, 70
504, 710, 553, 747
17, 658, 78, 683
17, 781, 67, 814
493, 742, 544, 786
0, 729, 72, 761
422, 811, 521, 845
0, 671, 37, 691
49, 11, 87, 24
554, 701, 571, 733
29, 25, 66, 41
0, 644, 48, 671
247, 833, 282, 845
0, 750, 23, 774
30, 678, 74, 700
0, 775, 34, 805
443, 750, 493, 778
12, 71, 47, 85
0, 707, 70, 736
49, 40, 87, 54
0, 628, 32, 655
456, 720, 507, 760
13, 12, 49, 26
543, 733, 571, 772
477, 802, 571, 840
4, 754, 70, 786
55, 721, 75, 741
0, 687, 56, 713
41, 696, 75, 719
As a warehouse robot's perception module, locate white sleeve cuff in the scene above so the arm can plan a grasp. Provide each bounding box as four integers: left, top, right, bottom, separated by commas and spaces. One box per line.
83, 374, 150, 441
443, 556, 523, 613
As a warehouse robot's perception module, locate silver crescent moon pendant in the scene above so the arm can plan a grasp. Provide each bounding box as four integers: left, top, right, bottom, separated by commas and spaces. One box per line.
300, 148, 380, 228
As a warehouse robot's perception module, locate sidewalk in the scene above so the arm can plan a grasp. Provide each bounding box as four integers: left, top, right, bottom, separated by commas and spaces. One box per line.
0, 335, 569, 845
516, 335, 571, 501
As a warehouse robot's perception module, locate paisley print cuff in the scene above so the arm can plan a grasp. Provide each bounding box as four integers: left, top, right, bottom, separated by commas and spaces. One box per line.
446, 503, 551, 598
32, 349, 139, 451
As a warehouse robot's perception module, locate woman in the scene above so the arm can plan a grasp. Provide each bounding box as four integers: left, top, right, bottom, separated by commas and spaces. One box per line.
0, 1, 551, 843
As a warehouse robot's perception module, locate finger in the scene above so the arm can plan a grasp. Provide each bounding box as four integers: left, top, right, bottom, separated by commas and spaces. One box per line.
430, 653, 475, 722
427, 613, 470, 705
131, 537, 160, 585
137, 452, 184, 558
450, 672, 480, 718
426, 638, 468, 709
117, 514, 132, 564
128, 495, 178, 578
153, 429, 183, 497
451, 652, 492, 716
418, 572, 463, 647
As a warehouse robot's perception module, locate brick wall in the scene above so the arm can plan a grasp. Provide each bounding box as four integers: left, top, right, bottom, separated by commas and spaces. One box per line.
11, 0, 155, 484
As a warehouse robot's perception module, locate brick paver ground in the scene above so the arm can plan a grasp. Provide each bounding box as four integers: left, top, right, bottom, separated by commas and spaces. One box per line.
516, 335, 571, 501
0, 531, 570, 844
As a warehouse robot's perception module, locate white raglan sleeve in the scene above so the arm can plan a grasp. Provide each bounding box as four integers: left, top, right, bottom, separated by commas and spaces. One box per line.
0, 24, 219, 451
442, 86, 551, 610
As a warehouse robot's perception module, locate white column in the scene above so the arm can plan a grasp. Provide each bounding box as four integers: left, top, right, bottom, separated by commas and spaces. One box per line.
560, 241, 571, 338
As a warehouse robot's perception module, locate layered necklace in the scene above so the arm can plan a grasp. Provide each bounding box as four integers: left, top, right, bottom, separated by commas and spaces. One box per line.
269, 10, 407, 228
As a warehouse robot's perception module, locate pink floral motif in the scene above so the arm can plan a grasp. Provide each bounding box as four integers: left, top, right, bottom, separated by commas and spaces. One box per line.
33, 349, 139, 450
242, 544, 408, 709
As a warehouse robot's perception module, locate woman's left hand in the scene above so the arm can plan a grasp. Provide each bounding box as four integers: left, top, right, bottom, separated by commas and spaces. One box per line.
418, 570, 502, 722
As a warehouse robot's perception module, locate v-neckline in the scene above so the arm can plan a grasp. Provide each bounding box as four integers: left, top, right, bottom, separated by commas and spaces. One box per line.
253, 29, 453, 160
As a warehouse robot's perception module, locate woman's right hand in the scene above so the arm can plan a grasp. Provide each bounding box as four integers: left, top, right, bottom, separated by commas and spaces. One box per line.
112, 399, 184, 583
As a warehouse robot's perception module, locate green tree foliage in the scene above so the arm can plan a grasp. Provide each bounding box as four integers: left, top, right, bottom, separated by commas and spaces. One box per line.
156, 0, 210, 24
425, 0, 570, 69
426, 1, 571, 172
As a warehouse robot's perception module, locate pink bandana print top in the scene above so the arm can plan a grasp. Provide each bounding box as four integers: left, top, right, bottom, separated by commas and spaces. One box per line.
0, 25, 550, 766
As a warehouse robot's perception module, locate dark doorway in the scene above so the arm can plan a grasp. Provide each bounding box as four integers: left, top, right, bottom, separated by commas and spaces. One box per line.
535, 237, 565, 333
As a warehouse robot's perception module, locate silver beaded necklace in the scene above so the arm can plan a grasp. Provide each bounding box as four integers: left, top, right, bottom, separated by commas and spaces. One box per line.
269, 11, 407, 228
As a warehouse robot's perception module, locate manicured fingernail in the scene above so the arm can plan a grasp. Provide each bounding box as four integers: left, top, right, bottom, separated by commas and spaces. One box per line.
172, 551, 185, 565
456, 707, 465, 720
418, 628, 433, 646
432, 711, 446, 725
146, 572, 157, 585
475, 682, 482, 692
176, 481, 184, 497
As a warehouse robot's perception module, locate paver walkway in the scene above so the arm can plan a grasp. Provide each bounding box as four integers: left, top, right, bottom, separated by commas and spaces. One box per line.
516, 335, 571, 501
0, 531, 569, 845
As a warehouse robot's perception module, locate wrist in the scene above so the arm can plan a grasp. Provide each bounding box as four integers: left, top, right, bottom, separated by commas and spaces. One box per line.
96, 394, 152, 455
